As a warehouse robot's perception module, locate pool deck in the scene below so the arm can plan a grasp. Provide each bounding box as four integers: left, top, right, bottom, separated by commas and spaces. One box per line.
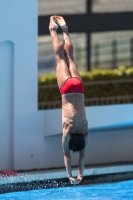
0, 164, 133, 194
24, 163, 133, 179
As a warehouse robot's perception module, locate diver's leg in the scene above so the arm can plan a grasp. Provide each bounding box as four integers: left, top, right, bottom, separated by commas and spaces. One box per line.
55, 16, 81, 79
49, 16, 71, 88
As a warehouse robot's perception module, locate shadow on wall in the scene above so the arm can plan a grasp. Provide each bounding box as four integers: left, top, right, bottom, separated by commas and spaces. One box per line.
0, 41, 14, 170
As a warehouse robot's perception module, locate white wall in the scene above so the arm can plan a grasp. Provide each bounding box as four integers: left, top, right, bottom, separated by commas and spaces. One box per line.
2, 104, 133, 171
0, 0, 40, 171
14, 105, 133, 171
0, 0, 133, 172
43, 104, 133, 137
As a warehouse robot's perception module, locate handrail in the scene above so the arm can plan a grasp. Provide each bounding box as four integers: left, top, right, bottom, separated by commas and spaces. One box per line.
38, 79, 133, 109
39, 78, 133, 89
85, 95, 133, 102
38, 95, 133, 109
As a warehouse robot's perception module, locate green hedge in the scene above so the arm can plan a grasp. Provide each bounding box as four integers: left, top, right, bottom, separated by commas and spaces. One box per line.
38, 66, 133, 106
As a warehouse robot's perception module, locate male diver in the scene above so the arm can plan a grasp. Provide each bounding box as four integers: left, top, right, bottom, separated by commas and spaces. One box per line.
49, 16, 89, 184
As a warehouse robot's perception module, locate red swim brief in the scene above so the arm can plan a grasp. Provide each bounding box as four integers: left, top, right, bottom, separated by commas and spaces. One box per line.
60, 77, 84, 94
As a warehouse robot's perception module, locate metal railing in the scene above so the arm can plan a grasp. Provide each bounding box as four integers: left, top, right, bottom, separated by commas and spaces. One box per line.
91, 38, 133, 69
38, 78, 133, 109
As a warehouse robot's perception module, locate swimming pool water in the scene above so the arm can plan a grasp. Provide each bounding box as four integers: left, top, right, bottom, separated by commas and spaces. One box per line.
0, 179, 133, 200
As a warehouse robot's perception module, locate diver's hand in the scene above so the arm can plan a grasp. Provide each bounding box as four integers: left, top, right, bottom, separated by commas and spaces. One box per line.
75, 176, 82, 184
69, 177, 76, 184
69, 176, 82, 184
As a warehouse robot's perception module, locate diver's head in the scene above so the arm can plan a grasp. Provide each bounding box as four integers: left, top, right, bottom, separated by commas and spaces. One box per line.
69, 133, 85, 152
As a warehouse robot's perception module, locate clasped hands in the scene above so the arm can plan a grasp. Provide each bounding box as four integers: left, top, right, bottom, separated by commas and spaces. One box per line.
69, 176, 82, 184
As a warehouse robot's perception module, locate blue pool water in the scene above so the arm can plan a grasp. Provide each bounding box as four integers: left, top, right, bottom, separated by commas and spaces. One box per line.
0, 180, 133, 200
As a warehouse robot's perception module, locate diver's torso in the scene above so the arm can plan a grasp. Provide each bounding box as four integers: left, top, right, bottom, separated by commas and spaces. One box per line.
62, 93, 88, 135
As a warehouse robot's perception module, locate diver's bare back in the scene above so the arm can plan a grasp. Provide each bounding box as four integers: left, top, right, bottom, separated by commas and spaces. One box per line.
62, 93, 88, 134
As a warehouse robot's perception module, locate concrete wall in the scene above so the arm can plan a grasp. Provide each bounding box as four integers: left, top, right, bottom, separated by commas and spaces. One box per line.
44, 105, 133, 137
14, 106, 133, 171
40, 106, 133, 170
1, 102, 133, 171
87, 126, 133, 165
0, 0, 133, 172
0, 0, 40, 171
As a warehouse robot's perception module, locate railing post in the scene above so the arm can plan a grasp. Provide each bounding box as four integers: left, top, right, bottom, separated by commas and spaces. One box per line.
130, 38, 133, 66
112, 41, 117, 69
87, 0, 92, 14
95, 44, 99, 68
87, 33, 91, 71
86, 0, 92, 71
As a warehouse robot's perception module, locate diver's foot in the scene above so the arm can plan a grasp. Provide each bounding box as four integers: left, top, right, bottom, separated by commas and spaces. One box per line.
55, 16, 68, 32
49, 16, 58, 32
